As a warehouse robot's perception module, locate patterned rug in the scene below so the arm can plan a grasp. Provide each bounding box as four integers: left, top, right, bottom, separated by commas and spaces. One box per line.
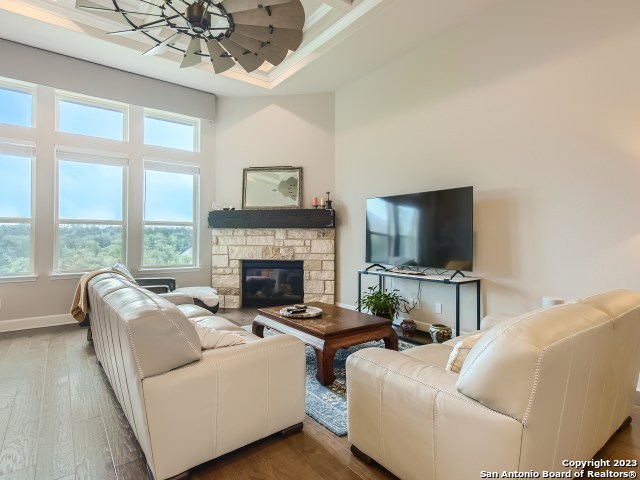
245, 326, 415, 436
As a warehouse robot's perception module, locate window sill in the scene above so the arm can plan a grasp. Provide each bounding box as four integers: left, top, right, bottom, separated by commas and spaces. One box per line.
137, 266, 202, 275
0, 274, 38, 284
49, 272, 83, 280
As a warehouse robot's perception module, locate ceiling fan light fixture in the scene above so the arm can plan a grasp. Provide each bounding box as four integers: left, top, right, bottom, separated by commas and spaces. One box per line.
75, 0, 305, 75
186, 3, 211, 34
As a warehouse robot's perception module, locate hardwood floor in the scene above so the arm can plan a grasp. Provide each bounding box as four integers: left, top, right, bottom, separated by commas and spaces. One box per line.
0, 310, 638, 480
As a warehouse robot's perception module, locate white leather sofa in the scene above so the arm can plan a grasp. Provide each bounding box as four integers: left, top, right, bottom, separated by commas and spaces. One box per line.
346, 289, 640, 479
86, 271, 306, 480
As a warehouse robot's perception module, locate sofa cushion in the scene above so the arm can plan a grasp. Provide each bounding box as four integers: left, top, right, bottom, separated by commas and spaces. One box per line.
178, 303, 216, 319
90, 274, 202, 379
456, 302, 609, 422
401, 343, 453, 368
187, 319, 246, 349
446, 332, 484, 373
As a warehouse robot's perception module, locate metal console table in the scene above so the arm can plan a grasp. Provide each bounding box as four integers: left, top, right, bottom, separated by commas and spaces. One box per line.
357, 269, 482, 337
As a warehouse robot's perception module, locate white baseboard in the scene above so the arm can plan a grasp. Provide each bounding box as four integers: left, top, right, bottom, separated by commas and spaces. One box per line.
0, 313, 76, 332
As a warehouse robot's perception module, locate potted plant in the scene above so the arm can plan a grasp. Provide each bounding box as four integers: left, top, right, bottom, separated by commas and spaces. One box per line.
356, 286, 408, 320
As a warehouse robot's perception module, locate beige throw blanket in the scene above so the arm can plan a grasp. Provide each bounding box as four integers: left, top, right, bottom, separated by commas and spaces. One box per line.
70, 264, 136, 322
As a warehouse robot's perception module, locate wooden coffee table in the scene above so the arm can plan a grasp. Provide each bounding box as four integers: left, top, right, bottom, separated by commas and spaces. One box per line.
254, 302, 398, 385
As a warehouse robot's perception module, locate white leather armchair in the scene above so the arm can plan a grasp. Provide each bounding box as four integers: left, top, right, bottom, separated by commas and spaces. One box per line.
347, 289, 640, 479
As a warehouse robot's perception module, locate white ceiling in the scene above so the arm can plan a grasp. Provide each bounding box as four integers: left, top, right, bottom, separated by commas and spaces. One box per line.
0, 0, 506, 96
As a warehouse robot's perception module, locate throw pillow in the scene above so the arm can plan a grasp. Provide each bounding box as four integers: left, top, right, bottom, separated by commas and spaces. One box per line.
188, 319, 246, 350
446, 332, 484, 373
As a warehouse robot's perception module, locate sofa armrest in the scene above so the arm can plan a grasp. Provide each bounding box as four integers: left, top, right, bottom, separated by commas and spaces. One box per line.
158, 292, 194, 305
141, 334, 306, 480
136, 277, 176, 292
347, 348, 522, 480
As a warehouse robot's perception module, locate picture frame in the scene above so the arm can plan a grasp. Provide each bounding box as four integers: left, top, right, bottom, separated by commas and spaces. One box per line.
242, 166, 303, 209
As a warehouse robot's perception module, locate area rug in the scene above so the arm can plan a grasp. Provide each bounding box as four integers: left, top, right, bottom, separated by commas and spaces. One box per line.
244, 326, 415, 436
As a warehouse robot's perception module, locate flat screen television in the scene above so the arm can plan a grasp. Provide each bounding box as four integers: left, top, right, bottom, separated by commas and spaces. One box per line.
365, 186, 473, 271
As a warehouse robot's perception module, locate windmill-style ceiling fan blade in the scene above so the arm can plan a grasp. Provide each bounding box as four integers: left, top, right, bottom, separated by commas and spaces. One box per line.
219, 37, 264, 72
220, 0, 291, 14
205, 40, 235, 74
143, 32, 182, 56
231, 0, 304, 30
233, 24, 302, 51
180, 37, 202, 68
229, 32, 287, 66
108, 25, 165, 36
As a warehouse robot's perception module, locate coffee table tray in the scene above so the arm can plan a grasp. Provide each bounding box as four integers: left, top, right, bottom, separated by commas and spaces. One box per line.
279, 306, 323, 318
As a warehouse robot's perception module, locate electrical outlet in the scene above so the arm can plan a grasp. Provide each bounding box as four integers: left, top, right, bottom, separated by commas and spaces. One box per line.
434, 303, 442, 314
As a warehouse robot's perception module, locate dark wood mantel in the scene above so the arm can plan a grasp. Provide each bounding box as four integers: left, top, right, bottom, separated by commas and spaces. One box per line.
208, 208, 335, 229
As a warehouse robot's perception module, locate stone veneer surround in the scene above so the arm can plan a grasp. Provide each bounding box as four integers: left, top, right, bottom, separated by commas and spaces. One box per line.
211, 228, 335, 308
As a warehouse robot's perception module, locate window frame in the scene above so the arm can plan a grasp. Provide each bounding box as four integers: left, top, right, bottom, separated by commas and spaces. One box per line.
53, 147, 129, 274
0, 141, 36, 279
55, 91, 129, 142
143, 108, 200, 152
0, 77, 36, 129
140, 158, 200, 270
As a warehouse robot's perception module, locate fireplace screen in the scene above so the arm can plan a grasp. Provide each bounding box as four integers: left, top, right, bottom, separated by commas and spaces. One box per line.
241, 260, 304, 307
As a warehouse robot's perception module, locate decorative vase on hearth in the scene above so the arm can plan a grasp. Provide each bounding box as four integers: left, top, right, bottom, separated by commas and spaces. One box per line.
429, 324, 452, 343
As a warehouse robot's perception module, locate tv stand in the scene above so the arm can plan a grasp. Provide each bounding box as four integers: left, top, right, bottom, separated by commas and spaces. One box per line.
365, 263, 389, 272
450, 270, 466, 279
357, 269, 481, 337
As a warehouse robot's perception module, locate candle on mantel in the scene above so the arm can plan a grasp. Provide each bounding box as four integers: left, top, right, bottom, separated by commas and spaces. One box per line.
312, 196, 319, 207
320, 197, 325, 206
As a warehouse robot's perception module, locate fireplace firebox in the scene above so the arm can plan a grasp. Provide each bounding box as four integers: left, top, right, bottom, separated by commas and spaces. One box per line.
241, 260, 304, 308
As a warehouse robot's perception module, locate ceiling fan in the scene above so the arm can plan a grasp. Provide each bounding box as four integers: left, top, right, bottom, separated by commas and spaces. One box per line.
76, 0, 305, 74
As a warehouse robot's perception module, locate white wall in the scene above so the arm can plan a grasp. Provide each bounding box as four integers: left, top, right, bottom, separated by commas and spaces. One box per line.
335, 0, 640, 332
214, 94, 335, 209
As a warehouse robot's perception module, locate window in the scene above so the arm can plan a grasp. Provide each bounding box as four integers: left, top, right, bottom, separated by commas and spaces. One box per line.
55, 149, 127, 273
144, 110, 199, 152
0, 143, 35, 275
0, 79, 34, 127
143, 160, 199, 268
57, 93, 127, 141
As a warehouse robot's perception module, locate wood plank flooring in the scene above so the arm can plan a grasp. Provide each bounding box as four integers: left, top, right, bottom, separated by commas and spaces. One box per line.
0, 309, 638, 480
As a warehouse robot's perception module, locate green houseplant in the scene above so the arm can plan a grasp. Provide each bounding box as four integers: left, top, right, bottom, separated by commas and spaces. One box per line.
356, 286, 408, 320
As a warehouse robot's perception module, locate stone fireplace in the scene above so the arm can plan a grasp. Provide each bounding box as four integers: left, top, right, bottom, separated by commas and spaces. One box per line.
211, 227, 335, 308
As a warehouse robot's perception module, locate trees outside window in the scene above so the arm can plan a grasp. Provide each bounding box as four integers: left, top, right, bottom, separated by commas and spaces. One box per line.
143, 160, 199, 268
0, 143, 35, 275
55, 149, 127, 273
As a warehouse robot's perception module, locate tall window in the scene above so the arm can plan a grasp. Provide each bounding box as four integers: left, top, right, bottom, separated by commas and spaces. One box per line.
57, 93, 127, 141
0, 78, 34, 127
143, 160, 199, 268
144, 110, 199, 152
0, 143, 34, 275
56, 149, 127, 273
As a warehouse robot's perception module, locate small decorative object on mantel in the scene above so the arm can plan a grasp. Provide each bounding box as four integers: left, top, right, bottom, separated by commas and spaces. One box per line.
312, 196, 320, 209
325, 191, 333, 210
242, 166, 303, 209
429, 324, 452, 343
